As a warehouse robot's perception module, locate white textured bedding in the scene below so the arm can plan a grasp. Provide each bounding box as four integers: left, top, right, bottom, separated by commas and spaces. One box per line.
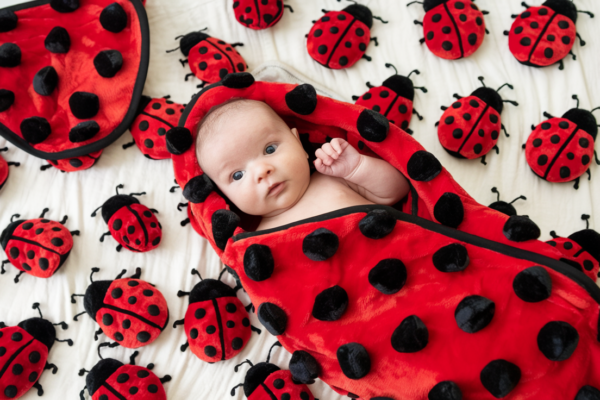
0, 0, 598, 398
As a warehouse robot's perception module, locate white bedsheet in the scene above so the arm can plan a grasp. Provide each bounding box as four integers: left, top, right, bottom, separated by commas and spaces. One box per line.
0, 0, 598, 398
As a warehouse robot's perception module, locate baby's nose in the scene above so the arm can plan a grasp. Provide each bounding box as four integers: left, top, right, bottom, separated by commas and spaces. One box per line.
255, 163, 274, 182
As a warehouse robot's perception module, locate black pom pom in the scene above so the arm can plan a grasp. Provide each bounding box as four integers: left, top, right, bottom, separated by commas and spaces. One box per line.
183, 174, 214, 203
0, 43, 21, 67
407, 150, 442, 182
432, 243, 469, 272
33, 66, 59, 96
257, 302, 287, 335
285, 84, 318, 115
244, 244, 274, 282
100, 3, 128, 33
357, 109, 389, 142
302, 228, 339, 261
69, 121, 100, 143
0, 89, 14, 112
50, 0, 79, 12
166, 127, 193, 155
221, 72, 255, 89
359, 209, 396, 239
0, 10, 18, 33
289, 351, 320, 384
480, 360, 521, 398
575, 386, 600, 400
94, 50, 123, 78
537, 321, 579, 361
45, 26, 71, 53
336, 343, 371, 380
20, 117, 51, 144
368, 258, 407, 294
428, 381, 463, 400
503, 215, 540, 242
391, 315, 429, 353
455, 295, 495, 334
512, 266, 551, 302
312, 285, 348, 321
434, 193, 464, 228
211, 210, 239, 251
69, 92, 100, 119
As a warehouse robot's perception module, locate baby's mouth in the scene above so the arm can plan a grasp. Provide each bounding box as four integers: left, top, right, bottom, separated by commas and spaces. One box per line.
267, 182, 284, 197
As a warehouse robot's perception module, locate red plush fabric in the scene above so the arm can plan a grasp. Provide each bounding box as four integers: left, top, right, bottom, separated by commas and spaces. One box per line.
46, 150, 103, 172
172, 79, 600, 399
0, 154, 7, 190
188, 38, 247, 85
92, 364, 166, 400
0, 0, 148, 159
233, 0, 286, 30
355, 86, 413, 132
257, 370, 315, 400
0, 326, 49, 400
107, 203, 161, 252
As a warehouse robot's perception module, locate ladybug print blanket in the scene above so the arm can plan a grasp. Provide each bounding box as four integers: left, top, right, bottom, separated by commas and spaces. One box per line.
0, 0, 149, 160
170, 77, 600, 399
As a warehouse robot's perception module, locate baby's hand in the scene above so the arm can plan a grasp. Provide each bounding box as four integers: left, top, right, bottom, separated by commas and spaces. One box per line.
314, 138, 362, 179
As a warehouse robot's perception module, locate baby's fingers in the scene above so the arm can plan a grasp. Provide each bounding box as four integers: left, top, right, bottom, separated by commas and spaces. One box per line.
315, 148, 334, 166
330, 138, 347, 154
321, 143, 340, 160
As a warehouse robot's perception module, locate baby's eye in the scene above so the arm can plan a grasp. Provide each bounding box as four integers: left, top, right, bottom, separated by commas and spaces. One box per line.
265, 144, 277, 154
232, 171, 244, 181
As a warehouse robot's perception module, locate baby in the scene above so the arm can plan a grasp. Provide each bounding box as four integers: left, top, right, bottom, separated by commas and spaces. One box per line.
196, 99, 410, 231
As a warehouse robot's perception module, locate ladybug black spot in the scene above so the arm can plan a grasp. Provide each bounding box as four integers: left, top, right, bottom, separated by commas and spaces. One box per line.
445, 116, 454, 124
117, 373, 129, 383
214, 53, 222, 60
338, 13, 347, 20
538, 321, 579, 361
9, 247, 18, 259
538, 155, 548, 166
357, 109, 389, 142
290, 350, 320, 383
391, 315, 428, 353
100, 3, 127, 33
128, 281, 139, 287
544, 48, 554, 59
285, 84, 318, 116
195, 308, 206, 319
69, 121, 100, 143
274, 379, 285, 389
355, 28, 365, 36
0, 89, 14, 112
474, 143, 483, 154
337, 343, 370, 379
559, 121, 569, 129
128, 296, 137, 304
515, 26, 523, 34
380, 90, 390, 99
138, 120, 149, 131
432, 243, 469, 273
148, 384, 158, 393
478, 129, 485, 137
122, 319, 131, 329
50, 0, 79, 13
579, 138, 590, 148
560, 166, 570, 179
427, 31, 434, 40
29, 351, 40, 363
562, 36, 571, 45
468, 33, 477, 45
452, 102, 462, 109
27, 250, 34, 259
428, 381, 462, 400
111, 288, 122, 298
539, 7, 548, 15
199, 62, 207, 70
302, 228, 339, 261
521, 11, 531, 18
205, 346, 217, 357
503, 215, 540, 242
0, 10, 18, 32
314, 29, 322, 38
103, 314, 113, 326
459, 14, 467, 22
530, 21, 539, 29
232, 337, 243, 350
182, 174, 214, 204
401, 121, 409, 129
12, 363, 23, 375
143, 210, 152, 218
129, 387, 138, 395
114, 332, 124, 341
258, 302, 287, 335
137, 331, 151, 343
455, 295, 495, 333
148, 305, 160, 316
51, 238, 64, 246
432, 14, 442, 23
221, 72, 255, 88
312, 285, 348, 321
151, 102, 161, 110
584, 260, 594, 271
45, 26, 71, 53
558, 20, 569, 29
4, 386, 17, 398
219, 68, 228, 79
359, 209, 396, 239
39, 258, 49, 271
442, 41, 453, 51
407, 150, 442, 181
582, 155, 591, 165
143, 289, 153, 297
363, 93, 372, 100
281, 394, 291, 400
368, 258, 407, 294
476, 16, 483, 26
372, 105, 381, 112
33, 66, 59, 96
542, 122, 551, 130
317, 45, 327, 55
480, 360, 521, 398
0, 43, 21, 67
69, 92, 100, 119
28, 371, 38, 383
455, 2, 465, 9
242, 318, 250, 327
226, 321, 235, 328
22, 262, 32, 271
94, 50, 123, 78
11, 332, 21, 341
547, 34, 555, 41
399, 104, 408, 113
244, 244, 274, 281
576, 386, 600, 400
69, 158, 83, 168
520, 37, 531, 46
157, 127, 166, 136
0, 347, 4, 356
434, 193, 464, 228
339, 56, 349, 66
463, 113, 472, 121
533, 138, 542, 147
330, 26, 339, 34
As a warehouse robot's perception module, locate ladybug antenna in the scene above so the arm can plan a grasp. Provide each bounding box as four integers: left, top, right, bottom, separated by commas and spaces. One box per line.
496, 83, 514, 93
71, 293, 84, 304
582, 214, 590, 229
407, 69, 420, 78
218, 268, 227, 281
56, 338, 73, 346
572, 94, 580, 108
33, 302, 43, 318
503, 99, 519, 106
234, 359, 254, 372
491, 187, 500, 202
0, 147, 6, 152
191, 268, 203, 281
385, 63, 398, 75
79, 387, 86, 400
59, 215, 68, 224
115, 184, 124, 195
577, 9, 594, 18
550, 230, 559, 239
130, 350, 139, 365
177, 290, 190, 297
90, 267, 100, 283
130, 267, 142, 279
406, 1, 424, 6
373, 15, 389, 23
477, 76, 487, 88
54, 320, 69, 330
97, 341, 119, 359
509, 195, 527, 205
10, 213, 20, 223
115, 269, 127, 279
78, 369, 89, 376
90, 204, 103, 217
590, 107, 600, 113
129, 191, 146, 197
266, 341, 282, 363
230, 383, 244, 396
39, 208, 49, 218
73, 311, 86, 321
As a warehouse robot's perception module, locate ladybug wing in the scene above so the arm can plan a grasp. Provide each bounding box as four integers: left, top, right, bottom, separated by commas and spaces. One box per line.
265, 370, 315, 400
102, 365, 166, 400
130, 203, 162, 251
0, 155, 8, 190
327, 13, 370, 69
131, 97, 183, 160
188, 38, 246, 84
0, 327, 48, 400
423, 3, 463, 60
356, 86, 395, 119
451, 0, 486, 58
468, 101, 502, 157
529, 9, 576, 67
49, 150, 103, 172
548, 124, 594, 182
234, 0, 284, 29
437, 98, 470, 155
508, 6, 552, 65
185, 301, 224, 362
215, 297, 252, 360
386, 96, 413, 132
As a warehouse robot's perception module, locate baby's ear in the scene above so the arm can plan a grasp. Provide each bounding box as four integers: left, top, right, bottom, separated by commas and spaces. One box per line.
291, 127, 299, 138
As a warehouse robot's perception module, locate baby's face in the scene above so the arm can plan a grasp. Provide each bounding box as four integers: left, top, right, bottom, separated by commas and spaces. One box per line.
198, 102, 310, 219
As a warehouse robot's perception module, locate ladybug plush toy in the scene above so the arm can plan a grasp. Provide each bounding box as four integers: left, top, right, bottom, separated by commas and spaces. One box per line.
174, 268, 260, 363
437, 76, 518, 164
123, 95, 184, 160
40, 150, 103, 172
488, 187, 527, 217
306, 3, 387, 69
230, 342, 316, 400
352, 63, 427, 134
1, 208, 78, 283
0, 302, 72, 400
408, 0, 489, 60
71, 267, 169, 354
505, 0, 594, 70
168, 29, 247, 88
524, 94, 599, 188
0, 147, 20, 192
233, 0, 294, 30
91, 184, 162, 252
79, 350, 171, 400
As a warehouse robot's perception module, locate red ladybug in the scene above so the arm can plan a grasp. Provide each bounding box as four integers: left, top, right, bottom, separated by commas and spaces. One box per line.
123, 95, 184, 160
168, 29, 247, 88
230, 342, 316, 400
488, 187, 526, 216
233, 0, 294, 30
306, 3, 387, 69
524, 95, 600, 188
505, 0, 594, 70
546, 214, 600, 281
91, 184, 162, 252
437, 76, 518, 164
0, 302, 72, 400
1, 208, 78, 283
71, 267, 170, 353
174, 268, 260, 363
40, 150, 103, 172
79, 350, 171, 400
0, 147, 20, 192
409, 0, 489, 60
352, 63, 427, 134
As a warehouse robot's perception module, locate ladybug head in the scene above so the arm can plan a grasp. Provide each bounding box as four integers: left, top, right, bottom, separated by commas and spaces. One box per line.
568, 215, 600, 263
543, 0, 578, 22
86, 358, 123, 396
471, 77, 518, 114
343, 4, 373, 29
488, 187, 526, 217
178, 269, 235, 303
381, 64, 426, 101
178, 29, 210, 57
0, 213, 24, 250
243, 362, 281, 396
561, 95, 599, 141
422, 0, 449, 12
81, 268, 112, 320
91, 184, 143, 223
17, 303, 70, 351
